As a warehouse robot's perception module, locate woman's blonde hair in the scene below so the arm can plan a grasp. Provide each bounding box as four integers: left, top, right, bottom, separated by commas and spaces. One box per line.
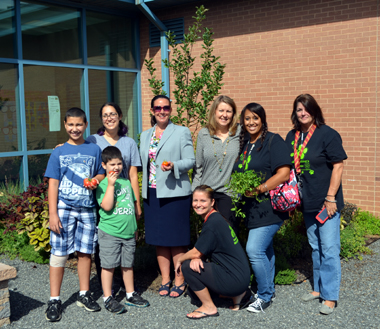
206, 95, 238, 136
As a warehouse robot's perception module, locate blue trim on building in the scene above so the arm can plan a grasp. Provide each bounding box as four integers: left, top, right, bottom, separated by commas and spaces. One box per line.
134, 16, 143, 134
136, 0, 170, 95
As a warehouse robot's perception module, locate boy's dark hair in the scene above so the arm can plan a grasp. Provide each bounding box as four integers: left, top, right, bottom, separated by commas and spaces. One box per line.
64, 107, 87, 123
102, 146, 123, 164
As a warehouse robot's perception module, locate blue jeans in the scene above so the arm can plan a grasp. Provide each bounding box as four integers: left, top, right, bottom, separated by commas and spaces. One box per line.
246, 222, 282, 303
304, 211, 341, 301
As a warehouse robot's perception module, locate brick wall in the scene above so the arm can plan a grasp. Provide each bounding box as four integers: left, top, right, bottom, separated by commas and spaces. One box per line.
140, 0, 380, 215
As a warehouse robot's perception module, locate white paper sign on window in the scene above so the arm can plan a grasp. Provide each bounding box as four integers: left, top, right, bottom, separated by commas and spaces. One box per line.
48, 96, 60, 131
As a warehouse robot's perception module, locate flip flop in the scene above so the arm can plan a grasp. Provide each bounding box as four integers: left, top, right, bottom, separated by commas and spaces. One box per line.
169, 281, 187, 298
158, 280, 171, 297
186, 310, 219, 319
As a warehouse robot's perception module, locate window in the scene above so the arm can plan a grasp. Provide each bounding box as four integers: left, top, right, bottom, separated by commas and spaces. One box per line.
0, 0, 140, 189
87, 10, 136, 68
21, 1, 81, 64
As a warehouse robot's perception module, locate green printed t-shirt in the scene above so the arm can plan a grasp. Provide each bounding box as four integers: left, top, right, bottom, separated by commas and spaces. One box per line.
96, 177, 137, 239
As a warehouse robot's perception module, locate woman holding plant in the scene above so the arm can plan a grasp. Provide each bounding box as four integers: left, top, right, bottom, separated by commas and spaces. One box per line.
285, 94, 347, 315
140, 95, 195, 298
233, 103, 291, 313
192, 95, 242, 234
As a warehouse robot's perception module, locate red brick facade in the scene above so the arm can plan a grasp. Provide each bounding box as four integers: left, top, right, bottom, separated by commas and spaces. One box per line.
140, 0, 380, 215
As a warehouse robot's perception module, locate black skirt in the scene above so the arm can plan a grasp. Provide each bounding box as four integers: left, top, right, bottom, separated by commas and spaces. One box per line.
144, 188, 191, 247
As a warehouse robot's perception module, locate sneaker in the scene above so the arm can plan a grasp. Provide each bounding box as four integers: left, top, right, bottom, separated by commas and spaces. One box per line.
125, 292, 149, 308
77, 291, 101, 312
104, 296, 125, 314
247, 297, 272, 313
45, 299, 62, 322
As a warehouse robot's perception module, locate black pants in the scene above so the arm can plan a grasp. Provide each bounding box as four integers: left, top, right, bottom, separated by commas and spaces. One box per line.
214, 192, 240, 235
182, 259, 246, 297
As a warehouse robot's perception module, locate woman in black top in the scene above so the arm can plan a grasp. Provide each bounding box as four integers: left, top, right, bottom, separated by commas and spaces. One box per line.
233, 103, 291, 313
285, 94, 347, 315
175, 185, 251, 319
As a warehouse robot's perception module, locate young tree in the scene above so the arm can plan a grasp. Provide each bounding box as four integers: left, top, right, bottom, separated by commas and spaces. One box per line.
145, 5, 226, 137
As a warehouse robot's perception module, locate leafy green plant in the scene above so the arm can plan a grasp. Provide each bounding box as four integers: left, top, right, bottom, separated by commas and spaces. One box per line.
274, 268, 297, 285
145, 5, 226, 137
274, 210, 309, 259
17, 196, 50, 252
0, 182, 48, 233
225, 170, 266, 218
340, 201, 358, 229
0, 177, 23, 205
340, 225, 369, 259
353, 210, 380, 235
0, 228, 49, 264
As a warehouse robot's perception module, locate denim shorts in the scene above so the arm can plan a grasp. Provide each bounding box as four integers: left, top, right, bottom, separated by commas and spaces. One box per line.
50, 200, 97, 256
98, 229, 136, 269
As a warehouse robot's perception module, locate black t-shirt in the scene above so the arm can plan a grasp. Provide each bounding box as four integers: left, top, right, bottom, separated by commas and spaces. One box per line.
232, 132, 291, 229
195, 212, 250, 290
285, 125, 347, 213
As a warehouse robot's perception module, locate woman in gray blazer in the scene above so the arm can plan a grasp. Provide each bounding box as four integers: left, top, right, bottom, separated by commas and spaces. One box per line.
140, 95, 195, 298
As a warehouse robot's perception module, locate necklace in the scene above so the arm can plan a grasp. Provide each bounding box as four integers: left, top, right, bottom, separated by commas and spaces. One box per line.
212, 136, 230, 172
204, 209, 216, 223
242, 141, 255, 167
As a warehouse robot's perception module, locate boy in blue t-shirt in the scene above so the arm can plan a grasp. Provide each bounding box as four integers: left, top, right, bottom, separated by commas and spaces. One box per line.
44, 108, 105, 322
96, 146, 149, 314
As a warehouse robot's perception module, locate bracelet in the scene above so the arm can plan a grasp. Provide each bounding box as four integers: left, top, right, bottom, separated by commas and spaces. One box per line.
325, 197, 337, 203
326, 194, 335, 197
263, 183, 269, 192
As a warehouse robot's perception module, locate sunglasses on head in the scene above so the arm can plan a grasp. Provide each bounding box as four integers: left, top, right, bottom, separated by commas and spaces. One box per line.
153, 105, 171, 113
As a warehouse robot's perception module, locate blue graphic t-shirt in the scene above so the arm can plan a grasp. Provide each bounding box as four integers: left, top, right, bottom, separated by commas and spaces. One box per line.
45, 141, 105, 208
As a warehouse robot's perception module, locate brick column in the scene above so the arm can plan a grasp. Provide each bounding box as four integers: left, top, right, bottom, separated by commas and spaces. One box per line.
0, 264, 17, 326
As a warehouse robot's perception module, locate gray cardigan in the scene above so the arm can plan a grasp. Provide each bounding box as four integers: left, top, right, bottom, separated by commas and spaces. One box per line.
140, 121, 195, 199
192, 125, 241, 194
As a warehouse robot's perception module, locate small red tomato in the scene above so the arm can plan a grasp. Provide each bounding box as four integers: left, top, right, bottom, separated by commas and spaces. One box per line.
162, 161, 169, 167
84, 178, 98, 188
109, 171, 116, 175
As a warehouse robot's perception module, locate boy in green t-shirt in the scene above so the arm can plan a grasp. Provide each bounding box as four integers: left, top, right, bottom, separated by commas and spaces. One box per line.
96, 146, 149, 314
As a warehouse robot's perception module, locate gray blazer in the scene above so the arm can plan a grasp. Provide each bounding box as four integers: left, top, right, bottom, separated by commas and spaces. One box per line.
140, 121, 195, 199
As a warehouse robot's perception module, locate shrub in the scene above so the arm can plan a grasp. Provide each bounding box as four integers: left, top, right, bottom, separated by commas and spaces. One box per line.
17, 196, 50, 252
340, 201, 358, 228
340, 207, 380, 259
0, 228, 49, 264
0, 182, 48, 233
274, 210, 309, 260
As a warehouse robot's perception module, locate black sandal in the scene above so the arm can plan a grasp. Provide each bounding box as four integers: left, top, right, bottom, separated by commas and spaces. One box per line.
158, 280, 172, 297
169, 281, 187, 298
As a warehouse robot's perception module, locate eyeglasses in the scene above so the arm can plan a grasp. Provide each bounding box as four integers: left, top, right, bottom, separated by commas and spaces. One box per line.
153, 105, 171, 113
102, 112, 118, 120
